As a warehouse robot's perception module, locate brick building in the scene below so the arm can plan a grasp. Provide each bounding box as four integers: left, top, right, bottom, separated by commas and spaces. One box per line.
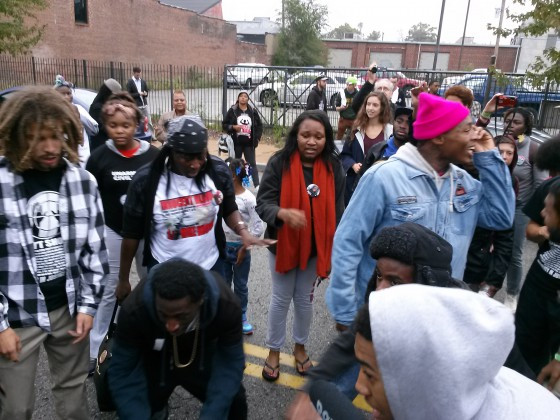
325, 40, 520, 72
29, 0, 269, 66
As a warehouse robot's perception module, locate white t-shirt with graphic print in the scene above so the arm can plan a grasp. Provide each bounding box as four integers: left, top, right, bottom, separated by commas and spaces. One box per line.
151, 170, 219, 269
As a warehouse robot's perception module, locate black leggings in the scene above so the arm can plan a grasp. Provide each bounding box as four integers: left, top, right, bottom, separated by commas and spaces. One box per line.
234, 143, 259, 187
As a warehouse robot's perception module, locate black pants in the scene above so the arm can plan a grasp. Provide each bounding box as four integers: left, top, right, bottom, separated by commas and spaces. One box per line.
515, 269, 560, 376
234, 143, 259, 187
149, 367, 247, 419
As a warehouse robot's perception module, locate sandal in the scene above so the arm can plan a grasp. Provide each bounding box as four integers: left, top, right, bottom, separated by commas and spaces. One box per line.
294, 355, 313, 376
262, 359, 280, 382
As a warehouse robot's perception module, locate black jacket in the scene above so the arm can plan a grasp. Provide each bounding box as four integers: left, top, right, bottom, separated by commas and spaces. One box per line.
306, 85, 328, 112
108, 263, 244, 419
122, 155, 238, 264
126, 78, 149, 107
256, 153, 346, 254
222, 104, 263, 148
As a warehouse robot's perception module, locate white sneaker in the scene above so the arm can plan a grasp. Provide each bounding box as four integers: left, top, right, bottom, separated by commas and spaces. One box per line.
504, 294, 518, 313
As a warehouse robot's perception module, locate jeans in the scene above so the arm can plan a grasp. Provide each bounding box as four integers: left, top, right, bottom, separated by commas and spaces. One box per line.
266, 253, 317, 351
90, 226, 145, 359
234, 143, 259, 187
506, 207, 530, 296
222, 243, 251, 313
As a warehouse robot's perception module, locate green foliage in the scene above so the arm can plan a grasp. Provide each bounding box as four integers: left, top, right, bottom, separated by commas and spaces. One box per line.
272, 0, 328, 67
366, 30, 381, 41
0, 0, 47, 55
405, 22, 437, 42
323, 23, 360, 39
487, 0, 560, 84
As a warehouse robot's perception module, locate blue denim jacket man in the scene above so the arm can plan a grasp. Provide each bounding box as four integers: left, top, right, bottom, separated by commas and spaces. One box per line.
326, 93, 515, 327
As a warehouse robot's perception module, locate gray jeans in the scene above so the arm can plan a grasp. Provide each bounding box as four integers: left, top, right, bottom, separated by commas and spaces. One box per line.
506, 206, 530, 296
266, 253, 317, 351
89, 226, 145, 359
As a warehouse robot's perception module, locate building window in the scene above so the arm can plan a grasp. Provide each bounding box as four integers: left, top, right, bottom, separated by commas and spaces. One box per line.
545, 34, 558, 50
74, 0, 88, 24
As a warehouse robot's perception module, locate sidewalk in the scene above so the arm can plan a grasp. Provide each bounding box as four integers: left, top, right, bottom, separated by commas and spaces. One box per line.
208, 135, 279, 170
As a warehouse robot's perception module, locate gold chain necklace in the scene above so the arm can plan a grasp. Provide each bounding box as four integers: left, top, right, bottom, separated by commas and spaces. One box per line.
172, 320, 200, 369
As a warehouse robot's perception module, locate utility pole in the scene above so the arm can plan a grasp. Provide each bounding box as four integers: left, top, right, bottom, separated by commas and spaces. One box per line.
458, 0, 472, 70
433, 0, 446, 70
493, 0, 507, 66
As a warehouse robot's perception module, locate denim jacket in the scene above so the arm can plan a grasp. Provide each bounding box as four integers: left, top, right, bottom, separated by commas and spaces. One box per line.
326, 144, 515, 325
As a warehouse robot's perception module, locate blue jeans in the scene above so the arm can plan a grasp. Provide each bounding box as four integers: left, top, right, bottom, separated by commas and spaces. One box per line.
506, 207, 530, 296
222, 243, 251, 313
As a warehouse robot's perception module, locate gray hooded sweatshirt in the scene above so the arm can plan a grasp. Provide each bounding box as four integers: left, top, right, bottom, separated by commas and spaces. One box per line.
368, 284, 560, 420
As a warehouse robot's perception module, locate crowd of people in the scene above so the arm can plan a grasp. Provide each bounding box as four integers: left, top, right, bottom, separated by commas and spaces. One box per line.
0, 62, 559, 420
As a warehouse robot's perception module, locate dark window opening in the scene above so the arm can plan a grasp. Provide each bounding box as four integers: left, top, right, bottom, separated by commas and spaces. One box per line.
74, 0, 88, 24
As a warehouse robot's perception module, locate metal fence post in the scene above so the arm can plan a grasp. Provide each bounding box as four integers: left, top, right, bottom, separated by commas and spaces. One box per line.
538, 80, 550, 131
110, 61, 115, 79
222, 65, 228, 118
73, 59, 78, 87
282, 69, 288, 129
82, 60, 88, 89
31, 56, 37, 85
169, 64, 174, 109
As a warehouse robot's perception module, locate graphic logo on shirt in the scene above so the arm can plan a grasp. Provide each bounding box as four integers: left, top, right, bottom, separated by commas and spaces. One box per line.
237, 113, 252, 138
517, 155, 526, 166
28, 191, 60, 239
160, 191, 216, 240
112, 170, 136, 181
27, 191, 65, 282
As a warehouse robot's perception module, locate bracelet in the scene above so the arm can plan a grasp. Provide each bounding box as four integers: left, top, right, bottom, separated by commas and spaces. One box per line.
234, 221, 248, 235
481, 111, 492, 119
555, 353, 560, 362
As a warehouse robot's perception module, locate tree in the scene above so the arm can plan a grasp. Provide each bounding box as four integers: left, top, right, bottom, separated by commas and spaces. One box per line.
323, 23, 360, 39
0, 0, 47, 55
366, 30, 381, 41
488, 0, 560, 84
272, 0, 328, 67
405, 23, 437, 42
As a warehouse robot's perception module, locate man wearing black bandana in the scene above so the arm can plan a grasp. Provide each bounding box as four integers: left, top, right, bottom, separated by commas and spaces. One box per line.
117, 115, 274, 302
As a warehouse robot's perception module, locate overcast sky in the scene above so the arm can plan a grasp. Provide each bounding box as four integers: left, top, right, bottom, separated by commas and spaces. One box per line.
222, 0, 529, 45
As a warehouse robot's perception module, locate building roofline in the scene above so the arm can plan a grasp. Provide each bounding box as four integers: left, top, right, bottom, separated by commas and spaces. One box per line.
322, 39, 519, 48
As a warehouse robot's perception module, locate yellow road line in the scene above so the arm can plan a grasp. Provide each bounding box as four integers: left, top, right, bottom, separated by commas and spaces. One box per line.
243, 342, 317, 368
243, 344, 372, 413
245, 361, 306, 388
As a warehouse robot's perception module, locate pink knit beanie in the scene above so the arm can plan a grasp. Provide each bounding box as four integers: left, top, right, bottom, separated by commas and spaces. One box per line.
413, 93, 470, 140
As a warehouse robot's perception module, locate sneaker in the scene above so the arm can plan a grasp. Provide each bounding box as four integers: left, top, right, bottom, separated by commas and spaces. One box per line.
242, 313, 254, 335
504, 294, 518, 313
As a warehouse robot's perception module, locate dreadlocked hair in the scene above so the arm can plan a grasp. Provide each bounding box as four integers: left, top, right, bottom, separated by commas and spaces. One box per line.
0, 86, 82, 172
101, 91, 142, 125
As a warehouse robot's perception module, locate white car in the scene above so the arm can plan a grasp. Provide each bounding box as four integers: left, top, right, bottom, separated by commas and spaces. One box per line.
441, 68, 488, 90
254, 71, 353, 109
226, 63, 273, 89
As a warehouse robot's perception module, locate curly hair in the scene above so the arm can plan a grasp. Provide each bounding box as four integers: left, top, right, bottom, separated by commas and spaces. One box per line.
444, 85, 474, 109
535, 135, 560, 172
352, 92, 392, 133
275, 110, 338, 171
101, 91, 142, 125
0, 86, 82, 172
503, 107, 533, 136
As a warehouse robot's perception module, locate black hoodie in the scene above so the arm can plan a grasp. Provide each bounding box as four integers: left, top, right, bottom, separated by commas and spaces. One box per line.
108, 261, 244, 419
306, 85, 328, 112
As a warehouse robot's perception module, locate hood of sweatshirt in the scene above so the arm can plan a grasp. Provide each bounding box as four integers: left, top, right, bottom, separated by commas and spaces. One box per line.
105, 139, 152, 157
368, 284, 515, 420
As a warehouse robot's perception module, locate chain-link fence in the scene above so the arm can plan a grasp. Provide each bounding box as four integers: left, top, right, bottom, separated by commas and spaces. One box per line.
1, 55, 558, 137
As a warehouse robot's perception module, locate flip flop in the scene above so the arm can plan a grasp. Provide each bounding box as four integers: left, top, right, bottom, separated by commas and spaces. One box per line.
262, 359, 280, 382
294, 355, 313, 376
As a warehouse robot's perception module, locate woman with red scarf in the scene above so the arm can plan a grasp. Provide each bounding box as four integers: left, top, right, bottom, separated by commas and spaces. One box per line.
256, 110, 345, 381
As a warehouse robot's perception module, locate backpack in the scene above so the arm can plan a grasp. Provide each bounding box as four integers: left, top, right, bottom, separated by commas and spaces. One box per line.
218, 133, 235, 157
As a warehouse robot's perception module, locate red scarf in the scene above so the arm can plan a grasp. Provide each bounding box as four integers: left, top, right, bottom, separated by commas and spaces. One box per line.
276, 152, 336, 277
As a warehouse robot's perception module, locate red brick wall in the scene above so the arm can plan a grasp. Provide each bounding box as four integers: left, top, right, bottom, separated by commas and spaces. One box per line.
203, 3, 223, 19
324, 40, 519, 71
31, 0, 238, 67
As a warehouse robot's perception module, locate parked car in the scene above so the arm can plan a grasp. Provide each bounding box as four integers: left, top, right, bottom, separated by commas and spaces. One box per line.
441, 69, 488, 90
0, 86, 153, 142
225, 63, 273, 89
254, 71, 352, 109
438, 75, 560, 119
